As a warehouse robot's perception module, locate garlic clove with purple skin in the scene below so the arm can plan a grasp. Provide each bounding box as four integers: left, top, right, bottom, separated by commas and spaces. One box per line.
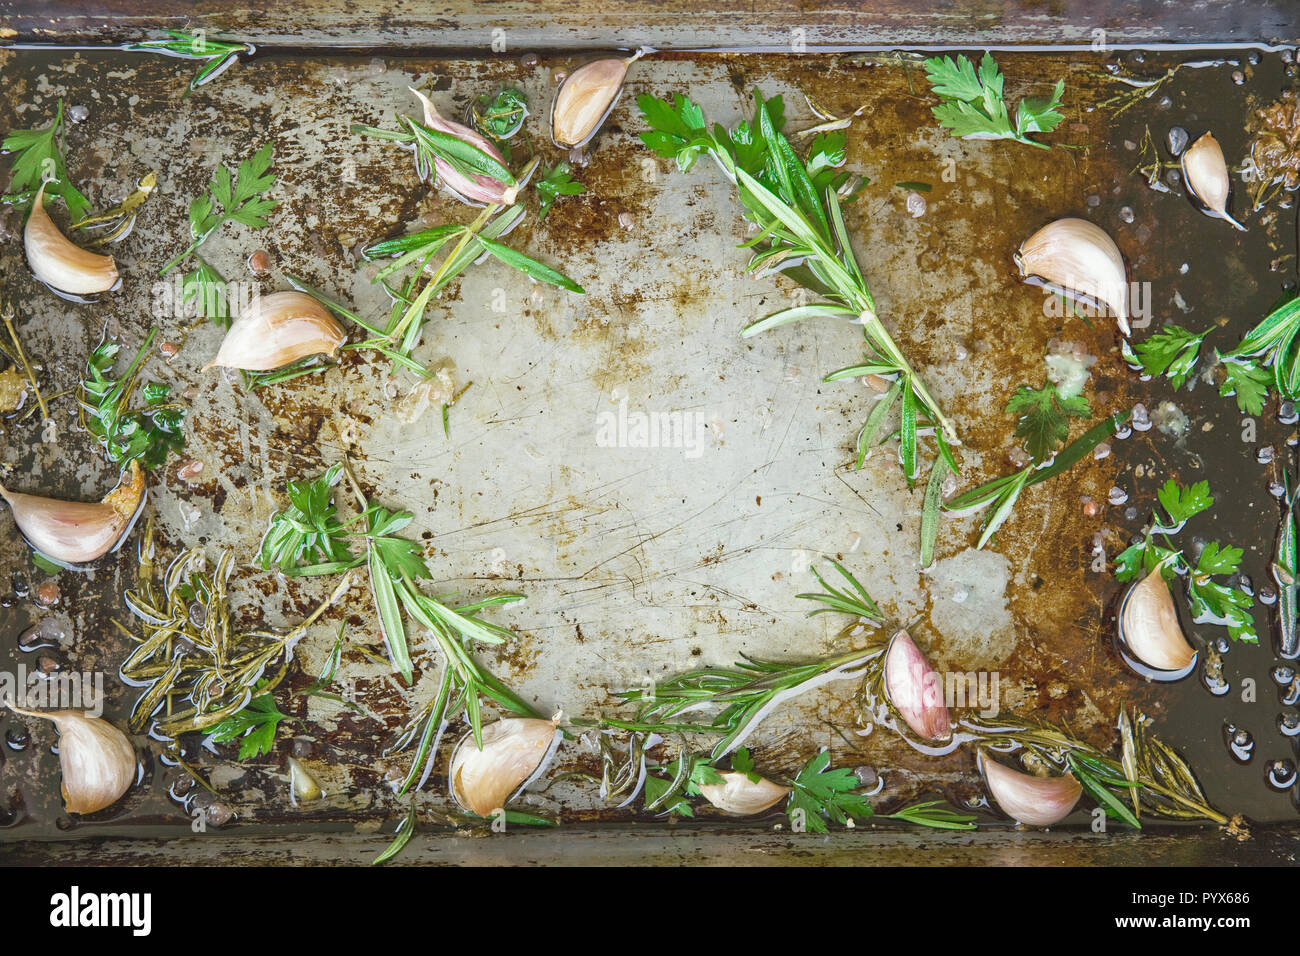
5, 701, 136, 814
0, 459, 145, 567
24, 182, 119, 296
550, 50, 645, 150
205, 291, 346, 373
697, 771, 791, 815
1118, 565, 1198, 675
409, 88, 520, 206
1180, 132, 1245, 230
883, 630, 952, 742
978, 750, 1082, 826
449, 715, 561, 817
1016, 217, 1130, 335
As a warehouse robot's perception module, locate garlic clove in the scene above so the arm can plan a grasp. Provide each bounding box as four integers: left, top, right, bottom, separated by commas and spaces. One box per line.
883, 630, 952, 742
6, 702, 136, 814
449, 716, 560, 817
410, 88, 519, 206
1016, 217, 1130, 335
697, 771, 791, 815
1118, 566, 1198, 675
978, 750, 1082, 826
288, 757, 324, 803
550, 51, 644, 150
205, 291, 346, 372
0, 459, 145, 567
24, 182, 120, 296
1181, 132, 1245, 230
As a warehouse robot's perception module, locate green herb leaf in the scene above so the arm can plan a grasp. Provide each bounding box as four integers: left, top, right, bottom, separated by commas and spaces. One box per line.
207, 692, 291, 760
1, 100, 91, 221
161, 142, 276, 275
925, 53, 1065, 149
535, 161, 587, 219
1126, 325, 1207, 389
1005, 383, 1090, 464
786, 750, 874, 833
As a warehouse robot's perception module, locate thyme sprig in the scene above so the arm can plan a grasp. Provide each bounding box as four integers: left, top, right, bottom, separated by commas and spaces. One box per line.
638, 89, 959, 486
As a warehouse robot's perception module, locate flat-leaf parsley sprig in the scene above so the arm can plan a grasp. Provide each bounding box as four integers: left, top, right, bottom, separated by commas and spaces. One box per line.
638, 89, 960, 486
1, 99, 91, 220
924, 53, 1066, 150
1114, 479, 1257, 644
160, 142, 277, 275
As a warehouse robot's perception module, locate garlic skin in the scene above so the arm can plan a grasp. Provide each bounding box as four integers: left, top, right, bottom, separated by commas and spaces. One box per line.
0, 459, 145, 566
449, 716, 560, 817
1118, 567, 1198, 674
979, 750, 1082, 826
550, 52, 642, 149
1016, 217, 1130, 335
883, 630, 952, 742
697, 771, 791, 815
1181, 132, 1245, 230
410, 88, 519, 206
25, 182, 119, 295
6, 703, 135, 814
205, 291, 346, 372
288, 757, 323, 803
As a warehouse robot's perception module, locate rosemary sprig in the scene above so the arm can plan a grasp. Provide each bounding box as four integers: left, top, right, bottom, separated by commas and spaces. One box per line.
160, 142, 276, 275
259, 461, 539, 779
124, 29, 254, 92
964, 711, 1227, 825
117, 523, 350, 739
78, 328, 186, 472
1273, 470, 1298, 660
945, 410, 1128, 549
1219, 292, 1300, 413
638, 89, 959, 486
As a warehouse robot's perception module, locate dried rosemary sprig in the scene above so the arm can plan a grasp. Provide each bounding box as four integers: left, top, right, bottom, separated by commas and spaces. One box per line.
117, 520, 349, 739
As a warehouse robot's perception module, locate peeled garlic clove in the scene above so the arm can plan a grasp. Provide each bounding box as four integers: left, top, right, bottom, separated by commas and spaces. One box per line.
449, 716, 560, 817
0, 459, 145, 567
979, 750, 1081, 826
205, 291, 346, 372
1118, 566, 1198, 675
1016, 217, 1130, 335
410, 88, 519, 206
288, 757, 323, 803
25, 182, 119, 296
6, 702, 135, 814
883, 630, 952, 742
697, 771, 791, 815
550, 51, 643, 149
1181, 132, 1245, 230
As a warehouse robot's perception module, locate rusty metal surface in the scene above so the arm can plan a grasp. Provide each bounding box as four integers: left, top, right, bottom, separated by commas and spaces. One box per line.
0, 38, 1298, 864
3, 1, 1300, 50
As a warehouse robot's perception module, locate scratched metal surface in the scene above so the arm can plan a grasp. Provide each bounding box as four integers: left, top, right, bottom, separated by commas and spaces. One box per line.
0, 44, 1298, 861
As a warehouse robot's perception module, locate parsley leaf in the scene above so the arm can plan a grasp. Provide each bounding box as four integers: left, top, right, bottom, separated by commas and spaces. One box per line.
78, 329, 186, 471
1006, 383, 1091, 464
535, 161, 587, 219
207, 692, 291, 760
1155, 478, 1214, 529
1196, 541, 1243, 576
182, 256, 232, 327
1218, 356, 1271, 416
258, 463, 364, 575
786, 750, 875, 833
160, 142, 277, 275
924, 53, 1065, 150
1125, 325, 1207, 389
1, 99, 91, 221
